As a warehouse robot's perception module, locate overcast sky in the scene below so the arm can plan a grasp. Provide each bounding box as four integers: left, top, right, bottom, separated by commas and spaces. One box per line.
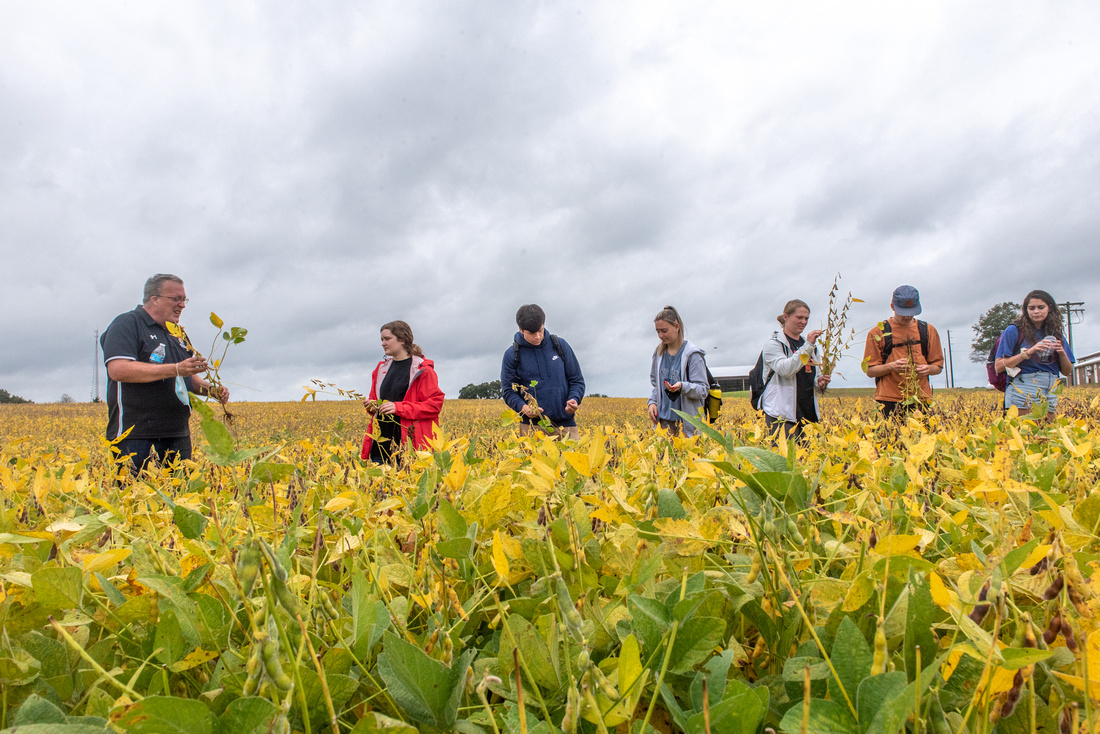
2, 1, 1098, 404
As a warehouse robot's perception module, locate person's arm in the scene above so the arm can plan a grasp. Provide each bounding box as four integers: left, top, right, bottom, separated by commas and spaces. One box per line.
996, 327, 1036, 371
1053, 340, 1074, 377
394, 369, 445, 419
560, 339, 585, 405
107, 357, 208, 383
500, 349, 527, 414
763, 337, 812, 379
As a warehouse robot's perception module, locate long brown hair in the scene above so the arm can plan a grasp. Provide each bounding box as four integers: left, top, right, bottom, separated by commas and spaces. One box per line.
381, 321, 424, 357
654, 305, 684, 355
1015, 290, 1063, 346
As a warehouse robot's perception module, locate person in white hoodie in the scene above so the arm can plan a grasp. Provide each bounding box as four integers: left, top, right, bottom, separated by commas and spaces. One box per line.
760, 299, 831, 439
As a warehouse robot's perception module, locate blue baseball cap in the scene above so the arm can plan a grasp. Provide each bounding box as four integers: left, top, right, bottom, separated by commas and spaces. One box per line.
891, 285, 922, 316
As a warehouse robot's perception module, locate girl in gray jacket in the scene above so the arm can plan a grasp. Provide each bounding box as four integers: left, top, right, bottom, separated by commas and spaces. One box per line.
648, 305, 710, 437
760, 299, 831, 439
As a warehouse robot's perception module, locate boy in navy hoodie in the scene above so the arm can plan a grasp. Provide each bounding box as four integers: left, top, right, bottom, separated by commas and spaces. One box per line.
500, 304, 585, 439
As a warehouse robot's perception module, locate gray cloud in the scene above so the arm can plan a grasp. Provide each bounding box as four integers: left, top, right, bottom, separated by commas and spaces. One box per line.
2, 1, 1099, 405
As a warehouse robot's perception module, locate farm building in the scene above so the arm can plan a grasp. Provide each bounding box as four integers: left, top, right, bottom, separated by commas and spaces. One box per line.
709, 365, 754, 392
1074, 350, 1100, 385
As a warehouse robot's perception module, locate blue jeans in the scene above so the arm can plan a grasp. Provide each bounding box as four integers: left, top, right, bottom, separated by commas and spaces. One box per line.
116, 436, 192, 474
1005, 371, 1060, 414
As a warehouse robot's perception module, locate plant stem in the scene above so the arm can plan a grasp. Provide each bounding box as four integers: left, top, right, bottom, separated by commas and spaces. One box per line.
50, 616, 143, 700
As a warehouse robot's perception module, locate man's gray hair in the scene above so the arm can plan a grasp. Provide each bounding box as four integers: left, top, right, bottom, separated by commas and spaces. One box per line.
143, 274, 184, 303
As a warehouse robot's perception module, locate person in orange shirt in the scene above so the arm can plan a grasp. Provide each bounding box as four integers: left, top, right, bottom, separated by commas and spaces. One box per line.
862, 285, 944, 418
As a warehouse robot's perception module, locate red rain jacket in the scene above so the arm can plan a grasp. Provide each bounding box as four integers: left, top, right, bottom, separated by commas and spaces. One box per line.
360, 355, 444, 459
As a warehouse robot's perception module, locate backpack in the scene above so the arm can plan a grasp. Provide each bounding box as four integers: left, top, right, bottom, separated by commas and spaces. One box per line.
512, 334, 563, 364
748, 339, 791, 411
986, 335, 1007, 392
874, 320, 930, 385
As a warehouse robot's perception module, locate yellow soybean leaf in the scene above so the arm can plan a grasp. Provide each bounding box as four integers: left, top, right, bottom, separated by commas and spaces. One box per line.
877, 534, 921, 556
842, 572, 875, 612
324, 495, 356, 513
491, 531, 510, 582
1052, 630, 1100, 692
1019, 544, 1052, 572
209, 312, 224, 329
906, 435, 937, 465
168, 649, 219, 672
444, 460, 467, 492
83, 548, 132, 575
562, 451, 592, 477
928, 571, 954, 611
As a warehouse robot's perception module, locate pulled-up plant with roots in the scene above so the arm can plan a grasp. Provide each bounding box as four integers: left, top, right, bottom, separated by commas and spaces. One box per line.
811, 273, 861, 393
166, 312, 247, 420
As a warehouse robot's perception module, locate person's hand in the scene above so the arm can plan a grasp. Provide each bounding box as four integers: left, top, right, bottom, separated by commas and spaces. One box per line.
176, 357, 209, 377
521, 404, 541, 419
888, 358, 909, 373
378, 401, 397, 415
1050, 340, 1065, 354
648, 403, 659, 423
816, 374, 831, 389
915, 364, 933, 376
805, 329, 824, 345
665, 381, 682, 393
564, 399, 579, 415
214, 385, 230, 404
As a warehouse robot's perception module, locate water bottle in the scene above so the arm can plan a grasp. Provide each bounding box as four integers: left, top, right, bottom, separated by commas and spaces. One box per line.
150, 343, 166, 364
1035, 336, 1058, 364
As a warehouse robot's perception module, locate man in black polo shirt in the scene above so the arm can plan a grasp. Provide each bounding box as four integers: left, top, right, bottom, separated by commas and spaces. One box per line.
101, 273, 229, 473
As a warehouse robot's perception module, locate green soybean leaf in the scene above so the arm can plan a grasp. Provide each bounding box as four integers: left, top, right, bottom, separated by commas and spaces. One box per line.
110, 696, 216, 734
777, 698, 857, 734
376, 632, 474, 729
32, 566, 83, 609
217, 697, 278, 734
172, 504, 207, 540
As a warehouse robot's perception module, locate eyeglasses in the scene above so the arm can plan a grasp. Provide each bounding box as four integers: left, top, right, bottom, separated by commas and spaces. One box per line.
155, 295, 189, 304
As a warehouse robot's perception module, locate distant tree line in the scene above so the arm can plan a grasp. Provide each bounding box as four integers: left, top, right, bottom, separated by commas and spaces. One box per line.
458, 381, 502, 399
0, 389, 32, 404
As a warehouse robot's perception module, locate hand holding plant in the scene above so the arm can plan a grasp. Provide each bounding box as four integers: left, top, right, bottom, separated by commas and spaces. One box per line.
166, 312, 247, 420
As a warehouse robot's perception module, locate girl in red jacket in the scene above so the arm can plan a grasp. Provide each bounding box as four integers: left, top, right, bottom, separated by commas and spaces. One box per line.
361, 321, 445, 463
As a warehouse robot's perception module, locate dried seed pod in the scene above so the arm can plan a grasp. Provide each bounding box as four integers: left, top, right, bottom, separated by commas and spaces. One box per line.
1060, 617, 1080, 654
1058, 703, 1076, 734
1042, 574, 1065, 601
969, 603, 990, 624
1043, 612, 1061, 645
1028, 556, 1049, 575
868, 527, 877, 549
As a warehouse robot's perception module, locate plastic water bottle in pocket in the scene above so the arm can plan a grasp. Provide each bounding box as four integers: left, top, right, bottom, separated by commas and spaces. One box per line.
150, 343, 166, 364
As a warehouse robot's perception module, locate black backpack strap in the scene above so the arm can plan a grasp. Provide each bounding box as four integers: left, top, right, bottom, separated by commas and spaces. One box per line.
917, 320, 929, 360
514, 333, 563, 367
878, 321, 893, 364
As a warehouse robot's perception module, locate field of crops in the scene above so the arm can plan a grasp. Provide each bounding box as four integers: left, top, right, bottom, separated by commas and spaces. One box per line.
2, 390, 1099, 734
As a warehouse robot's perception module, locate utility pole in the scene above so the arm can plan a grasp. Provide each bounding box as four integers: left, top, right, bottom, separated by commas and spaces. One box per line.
945, 330, 955, 388
92, 329, 100, 402
1062, 302, 1085, 386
